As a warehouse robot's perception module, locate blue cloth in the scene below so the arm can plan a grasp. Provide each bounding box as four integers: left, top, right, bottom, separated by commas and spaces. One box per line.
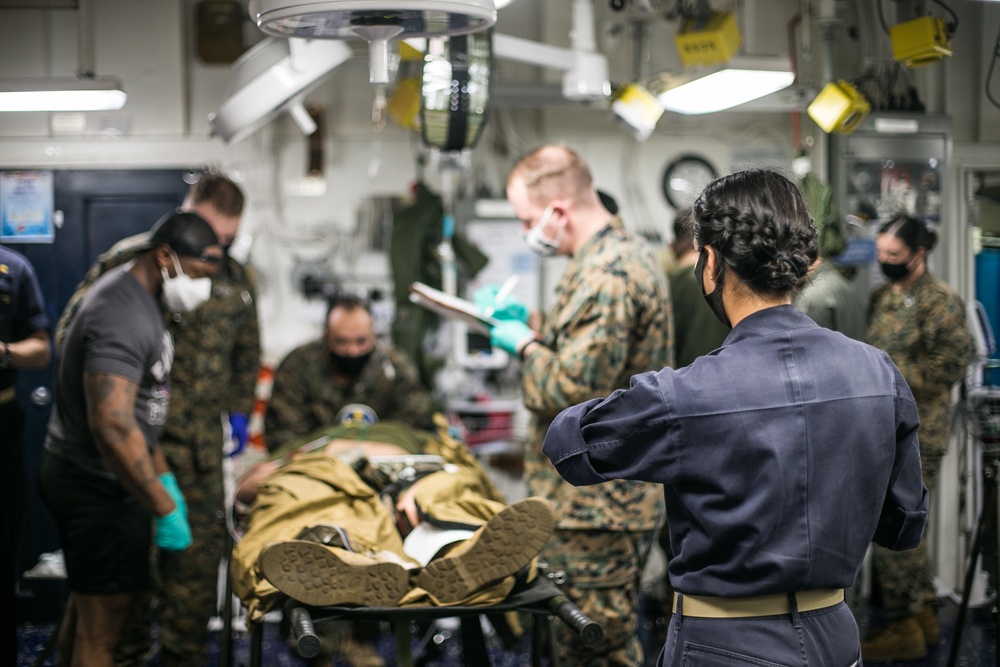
661, 596, 861, 667
228, 412, 249, 457
544, 305, 927, 597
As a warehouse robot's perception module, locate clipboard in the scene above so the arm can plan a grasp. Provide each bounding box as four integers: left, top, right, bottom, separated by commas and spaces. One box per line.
408, 282, 498, 336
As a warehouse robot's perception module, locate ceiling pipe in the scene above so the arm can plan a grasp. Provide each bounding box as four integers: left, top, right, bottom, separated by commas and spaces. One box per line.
77, 0, 95, 77
815, 0, 840, 85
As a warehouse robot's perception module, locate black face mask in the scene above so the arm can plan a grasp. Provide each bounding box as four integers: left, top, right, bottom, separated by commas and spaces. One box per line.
695, 248, 731, 328
330, 350, 373, 376
879, 260, 911, 282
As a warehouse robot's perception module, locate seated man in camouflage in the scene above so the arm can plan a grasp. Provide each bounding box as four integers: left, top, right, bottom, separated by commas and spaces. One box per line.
230, 410, 555, 625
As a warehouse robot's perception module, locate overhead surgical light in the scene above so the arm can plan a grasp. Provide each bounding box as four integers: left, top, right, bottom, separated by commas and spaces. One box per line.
654, 56, 794, 115
248, 0, 497, 85
420, 30, 492, 151
207, 37, 353, 143
489, 0, 610, 103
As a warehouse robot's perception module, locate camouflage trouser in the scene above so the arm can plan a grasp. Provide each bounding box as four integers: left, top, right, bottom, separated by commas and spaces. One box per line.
541, 528, 655, 667
115, 444, 226, 667
231, 453, 514, 622
871, 449, 944, 619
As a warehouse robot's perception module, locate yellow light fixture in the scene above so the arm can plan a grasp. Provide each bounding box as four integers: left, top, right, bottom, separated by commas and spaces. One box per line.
610, 83, 664, 141
806, 80, 870, 134
890, 15, 952, 67
674, 11, 742, 68
655, 56, 794, 115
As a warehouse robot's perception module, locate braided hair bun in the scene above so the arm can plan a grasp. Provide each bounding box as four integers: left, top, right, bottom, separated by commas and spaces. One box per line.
693, 169, 818, 296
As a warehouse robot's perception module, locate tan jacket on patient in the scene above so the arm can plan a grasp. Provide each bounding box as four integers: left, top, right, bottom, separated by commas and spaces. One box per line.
231, 416, 520, 623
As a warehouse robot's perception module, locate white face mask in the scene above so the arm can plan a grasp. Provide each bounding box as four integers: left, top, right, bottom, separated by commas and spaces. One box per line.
161, 251, 212, 313
521, 205, 563, 258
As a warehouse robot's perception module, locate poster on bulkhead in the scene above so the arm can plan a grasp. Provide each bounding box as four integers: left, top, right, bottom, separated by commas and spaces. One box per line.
1, 170, 55, 243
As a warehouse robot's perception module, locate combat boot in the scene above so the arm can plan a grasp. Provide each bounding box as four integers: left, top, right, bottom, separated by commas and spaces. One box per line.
414, 497, 555, 604
259, 539, 409, 607
860, 616, 927, 663
917, 602, 941, 646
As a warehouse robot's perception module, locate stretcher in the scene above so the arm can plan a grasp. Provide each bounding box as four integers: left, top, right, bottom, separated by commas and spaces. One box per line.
247, 573, 602, 667
218, 541, 601, 667
219, 463, 603, 667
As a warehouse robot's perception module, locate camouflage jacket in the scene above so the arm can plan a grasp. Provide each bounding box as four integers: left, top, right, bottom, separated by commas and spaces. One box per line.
264, 339, 437, 452
55, 232, 261, 471
521, 217, 674, 532
866, 271, 971, 456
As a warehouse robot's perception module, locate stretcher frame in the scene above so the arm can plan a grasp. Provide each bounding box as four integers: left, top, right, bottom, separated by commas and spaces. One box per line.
242, 574, 601, 667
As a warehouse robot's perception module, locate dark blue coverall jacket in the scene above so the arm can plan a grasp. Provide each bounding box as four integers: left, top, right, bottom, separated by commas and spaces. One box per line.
543, 305, 928, 667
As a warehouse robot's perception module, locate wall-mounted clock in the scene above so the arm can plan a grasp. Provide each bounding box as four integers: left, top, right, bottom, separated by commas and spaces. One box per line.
661, 154, 719, 210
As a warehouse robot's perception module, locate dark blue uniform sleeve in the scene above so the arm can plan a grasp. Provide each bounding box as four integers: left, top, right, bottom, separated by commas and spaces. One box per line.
543, 372, 672, 486
16, 260, 50, 339
872, 364, 929, 551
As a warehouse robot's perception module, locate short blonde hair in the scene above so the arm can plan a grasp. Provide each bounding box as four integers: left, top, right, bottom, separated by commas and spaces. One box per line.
507, 144, 593, 205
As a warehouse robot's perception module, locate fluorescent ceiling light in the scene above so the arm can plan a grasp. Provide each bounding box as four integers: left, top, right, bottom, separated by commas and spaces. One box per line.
0, 76, 126, 112
655, 57, 794, 115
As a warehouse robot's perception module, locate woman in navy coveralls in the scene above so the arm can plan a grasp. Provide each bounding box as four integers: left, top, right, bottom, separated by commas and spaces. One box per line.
542, 169, 928, 667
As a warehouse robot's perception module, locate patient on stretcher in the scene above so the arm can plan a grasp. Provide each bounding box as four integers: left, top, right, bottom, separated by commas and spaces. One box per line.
230, 409, 555, 624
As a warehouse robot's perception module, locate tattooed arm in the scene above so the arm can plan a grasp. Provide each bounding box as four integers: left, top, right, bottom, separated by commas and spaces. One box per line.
84, 371, 175, 517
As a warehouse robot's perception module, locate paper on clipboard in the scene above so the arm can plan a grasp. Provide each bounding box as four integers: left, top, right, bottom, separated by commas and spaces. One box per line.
409, 282, 498, 336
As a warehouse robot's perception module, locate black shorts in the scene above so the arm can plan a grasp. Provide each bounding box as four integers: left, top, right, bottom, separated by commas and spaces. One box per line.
37, 449, 151, 595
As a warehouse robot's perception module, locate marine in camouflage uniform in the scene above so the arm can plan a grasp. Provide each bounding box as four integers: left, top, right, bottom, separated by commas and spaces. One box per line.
56, 230, 260, 667
265, 339, 437, 452
865, 270, 970, 630
520, 216, 673, 666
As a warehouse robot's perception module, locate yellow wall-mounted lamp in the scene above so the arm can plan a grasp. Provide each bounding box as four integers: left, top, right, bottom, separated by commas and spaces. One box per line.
807, 80, 870, 135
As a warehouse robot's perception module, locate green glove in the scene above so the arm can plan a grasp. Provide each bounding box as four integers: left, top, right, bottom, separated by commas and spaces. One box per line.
159, 472, 187, 520
490, 320, 538, 356
474, 284, 529, 323
154, 507, 192, 551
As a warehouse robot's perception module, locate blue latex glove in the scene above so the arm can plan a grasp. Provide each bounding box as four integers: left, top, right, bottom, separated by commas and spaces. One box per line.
159, 472, 187, 520
490, 320, 538, 356
228, 412, 249, 457
473, 284, 529, 323
154, 507, 192, 551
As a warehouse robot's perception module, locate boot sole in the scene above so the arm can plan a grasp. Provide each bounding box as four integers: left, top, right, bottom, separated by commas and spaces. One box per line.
414, 497, 555, 604
259, 540, 408, 607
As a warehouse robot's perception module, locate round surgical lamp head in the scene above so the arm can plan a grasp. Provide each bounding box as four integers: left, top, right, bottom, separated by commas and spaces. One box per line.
208, 37, 353, 143
420, 29, 492, 152
249, 0, 497, 85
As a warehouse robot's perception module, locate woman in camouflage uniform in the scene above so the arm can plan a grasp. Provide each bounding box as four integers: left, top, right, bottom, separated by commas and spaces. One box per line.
863, 215, 972, 663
